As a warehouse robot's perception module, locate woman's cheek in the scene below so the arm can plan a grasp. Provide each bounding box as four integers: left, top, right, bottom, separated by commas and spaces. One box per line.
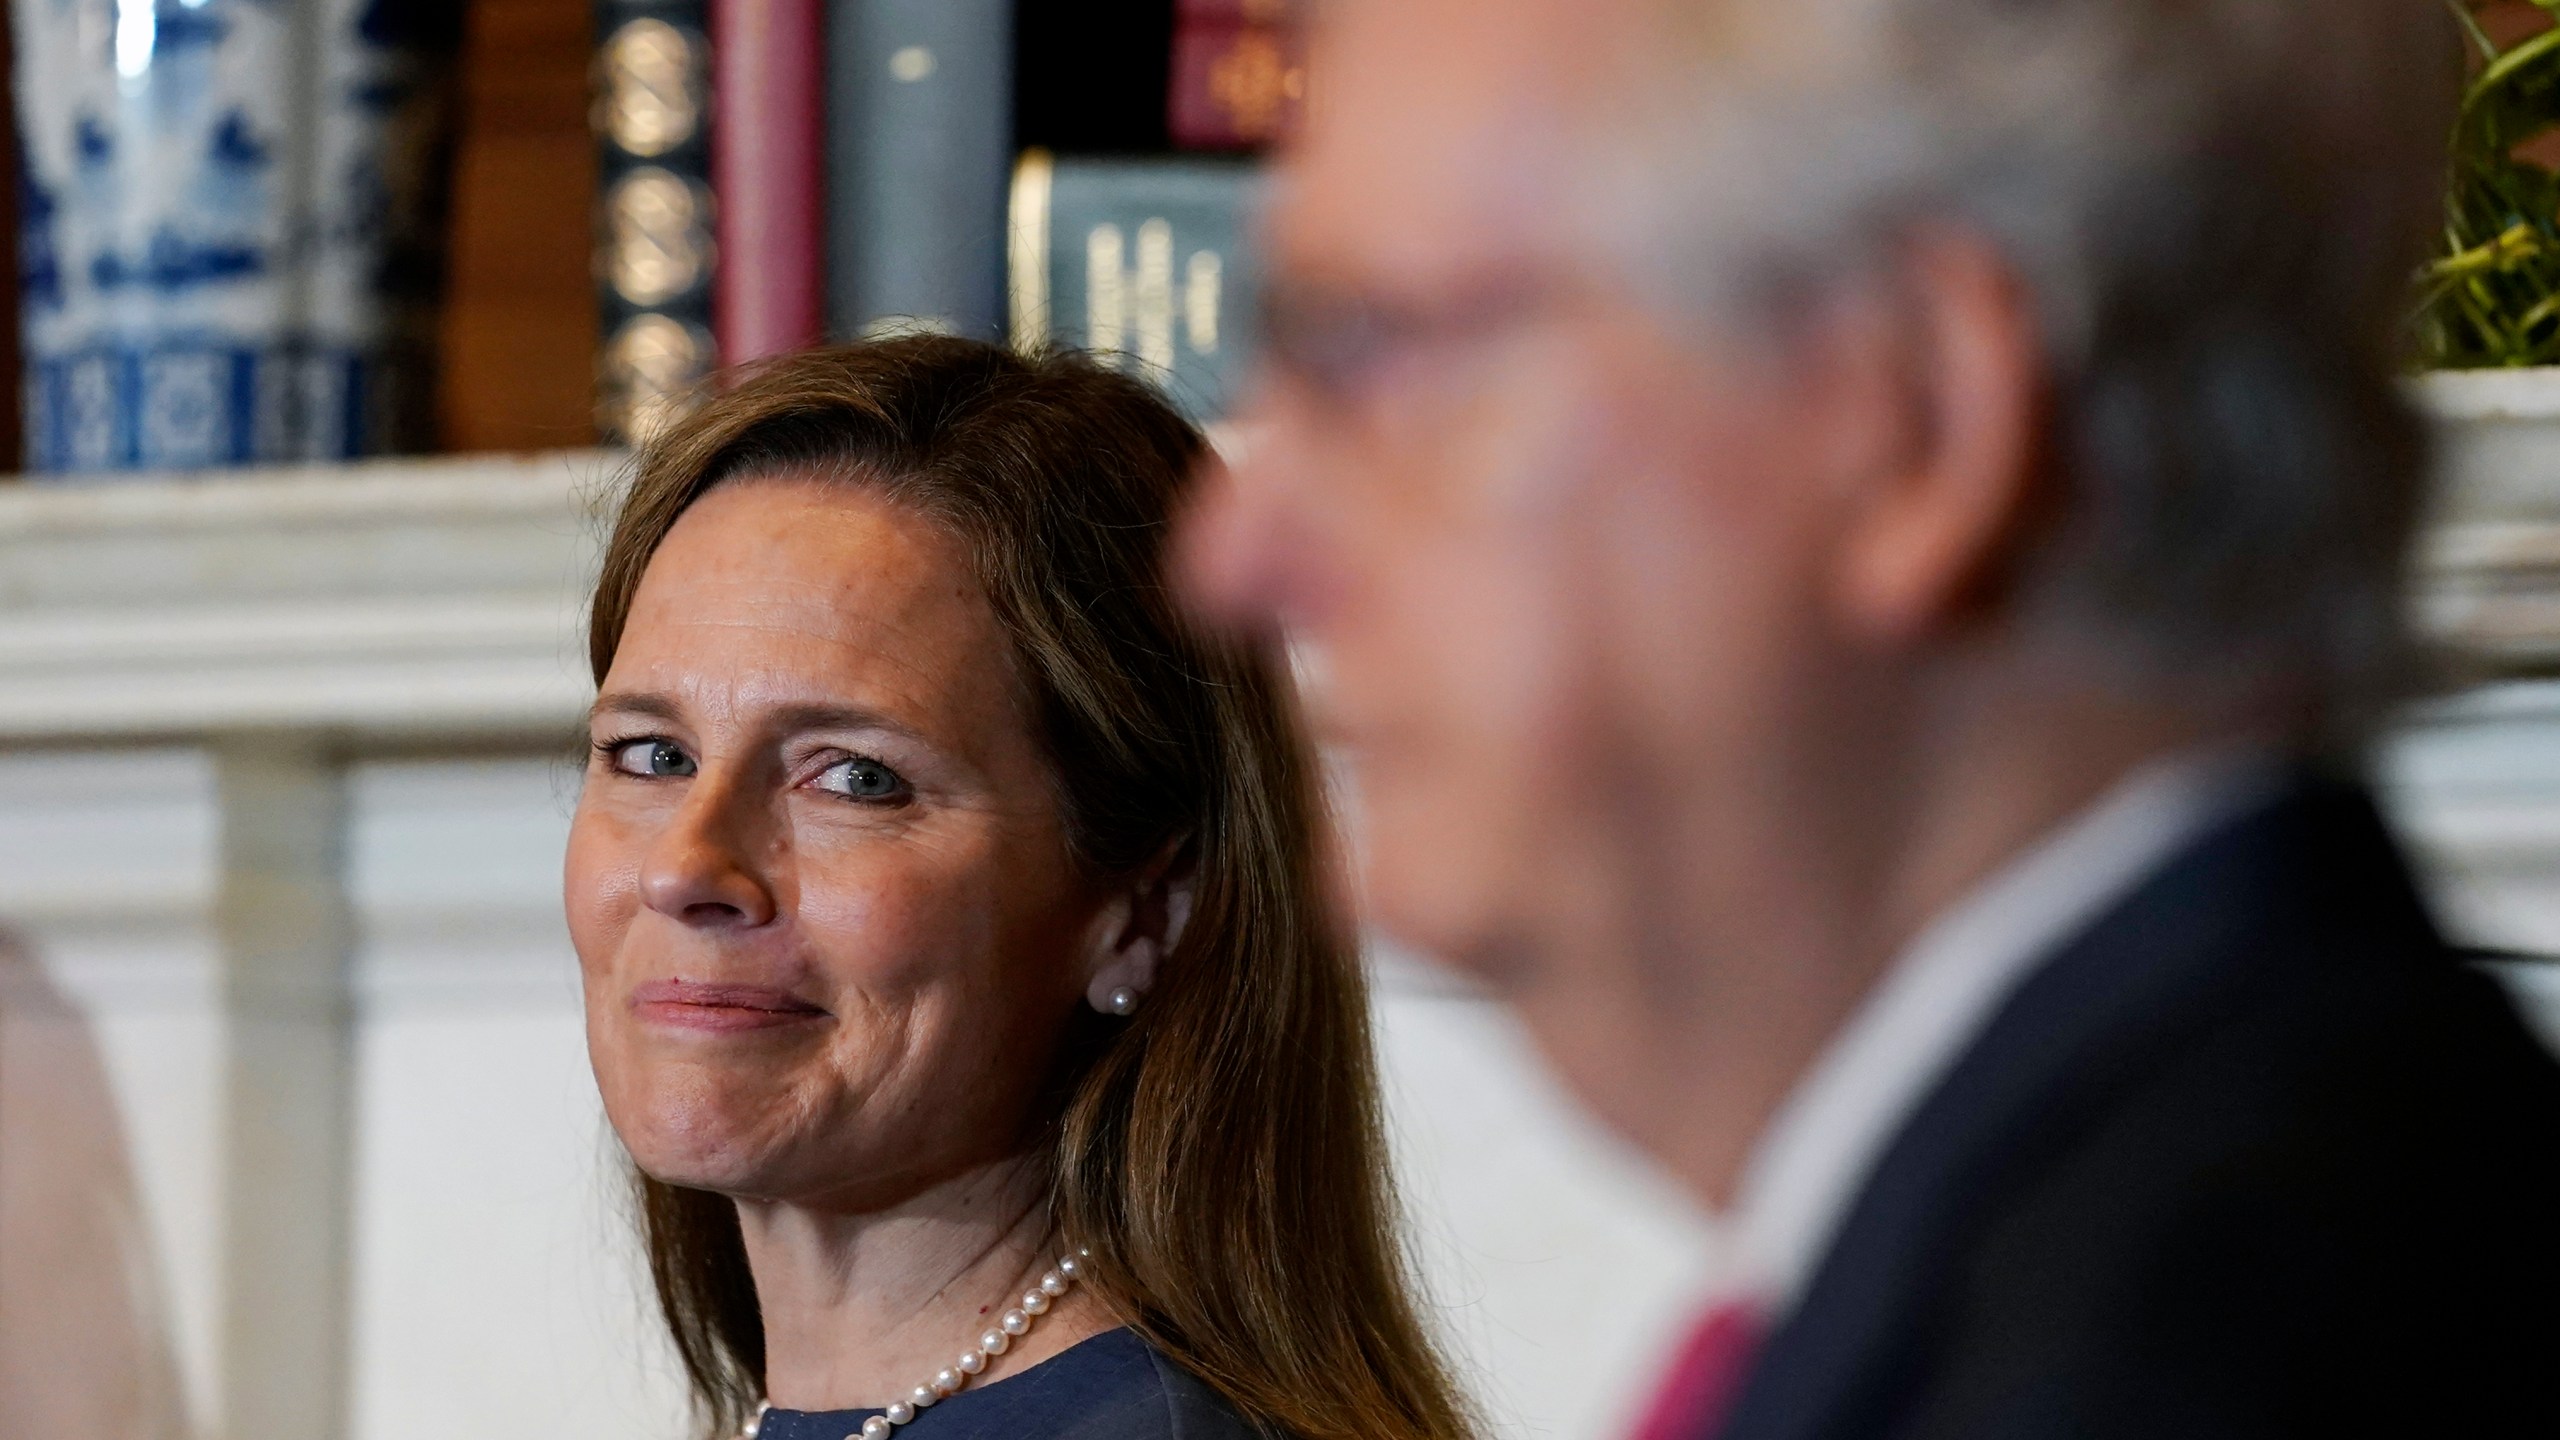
791, 849, 990, 994
563, 809, 644, 964
794, 809, 1020, 953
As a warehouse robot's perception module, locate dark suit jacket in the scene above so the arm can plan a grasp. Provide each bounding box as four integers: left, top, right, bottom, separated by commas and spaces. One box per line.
1717, 777, 2560, 1440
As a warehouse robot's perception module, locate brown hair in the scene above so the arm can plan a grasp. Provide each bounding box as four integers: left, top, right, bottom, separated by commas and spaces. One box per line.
588, 337, 1473, 1440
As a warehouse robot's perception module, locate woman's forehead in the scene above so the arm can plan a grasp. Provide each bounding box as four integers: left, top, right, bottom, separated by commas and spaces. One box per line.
612, 481, 1023, 731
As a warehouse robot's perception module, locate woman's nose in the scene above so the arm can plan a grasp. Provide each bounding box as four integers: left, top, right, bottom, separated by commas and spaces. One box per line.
637, 786, 779, 927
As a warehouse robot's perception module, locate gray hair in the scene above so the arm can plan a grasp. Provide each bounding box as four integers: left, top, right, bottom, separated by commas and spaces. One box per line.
1605, 0, 2462, 723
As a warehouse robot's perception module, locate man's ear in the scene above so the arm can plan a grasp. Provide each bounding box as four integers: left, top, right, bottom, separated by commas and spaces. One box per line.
1084, 838, 1198, 1015
1833, 224, 2049, 645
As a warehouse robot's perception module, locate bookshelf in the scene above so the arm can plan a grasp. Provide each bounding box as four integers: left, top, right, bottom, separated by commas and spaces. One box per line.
0, 0, 1285, 475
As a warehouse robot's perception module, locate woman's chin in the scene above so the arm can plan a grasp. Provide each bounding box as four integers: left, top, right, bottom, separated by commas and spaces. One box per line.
622, 1127, 790, 1196
628, 1138, 895, 1211
605, 1088, 807, 1196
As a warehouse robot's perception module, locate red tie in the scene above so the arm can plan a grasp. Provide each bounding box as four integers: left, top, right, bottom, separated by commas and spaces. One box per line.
1626, 1300, 1767, 1440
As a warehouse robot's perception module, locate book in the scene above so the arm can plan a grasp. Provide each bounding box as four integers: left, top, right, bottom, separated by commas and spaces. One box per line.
593, 0, 715, 444
304, 1, 466, 462
1168, 11, 1306, 151
827, 0, 1014, 340
0, 11, 18, 471
710, 0, 824, 364
439, 0, 597, 451
1012, 0, 1176, 156
1008, 152, 1265, 422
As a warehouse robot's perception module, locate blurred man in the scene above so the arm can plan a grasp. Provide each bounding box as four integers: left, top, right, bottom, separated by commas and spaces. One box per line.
1184, 0, 2560, 1434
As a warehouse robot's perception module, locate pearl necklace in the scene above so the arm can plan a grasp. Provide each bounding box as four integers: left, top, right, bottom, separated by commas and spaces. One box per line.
741, 1248, 1091, 1440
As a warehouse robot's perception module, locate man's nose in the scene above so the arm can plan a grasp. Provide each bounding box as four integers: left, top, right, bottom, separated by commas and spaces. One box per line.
637, 780, 780, 928
1177, 420, 1329, 636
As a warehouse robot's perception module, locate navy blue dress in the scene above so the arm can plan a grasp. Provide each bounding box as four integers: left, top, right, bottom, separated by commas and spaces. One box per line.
753, 1329, 1268, 1440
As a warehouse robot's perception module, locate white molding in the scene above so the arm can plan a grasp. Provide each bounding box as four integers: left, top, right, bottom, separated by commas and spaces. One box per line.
0, 399, 2552, 748
0, 452, 622, 743
2418, 371, 2560, 669
2383, 680, 2560, 961
2418, 523, 2560, 670
2414, 366, 2560, 425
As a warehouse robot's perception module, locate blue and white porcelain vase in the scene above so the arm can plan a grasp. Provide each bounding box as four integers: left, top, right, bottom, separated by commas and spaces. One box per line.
12, 0, 459, 476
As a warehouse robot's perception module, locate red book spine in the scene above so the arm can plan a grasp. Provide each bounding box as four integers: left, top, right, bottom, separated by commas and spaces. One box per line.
1169, 15, 1307, 151
711, 0, 825, 365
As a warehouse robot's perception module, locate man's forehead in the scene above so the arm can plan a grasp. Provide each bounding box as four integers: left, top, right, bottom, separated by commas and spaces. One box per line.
1270, 0, 1643, 294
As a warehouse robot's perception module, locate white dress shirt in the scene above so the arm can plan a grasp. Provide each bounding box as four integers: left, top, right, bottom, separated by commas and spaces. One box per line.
1720, 745, 2283, 1314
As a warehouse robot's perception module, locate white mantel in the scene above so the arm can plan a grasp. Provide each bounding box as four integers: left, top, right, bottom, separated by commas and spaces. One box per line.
1, 377, 2556, 744
0, 450, 617, 744
2414, 369, 2560, 670
3, 383, 2559, 1440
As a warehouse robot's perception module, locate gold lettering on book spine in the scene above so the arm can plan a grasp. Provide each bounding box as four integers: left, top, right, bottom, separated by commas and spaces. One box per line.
598, 19, 704, 158
605, 168, 713, 307
1134, 219, 1177, 373
602, 314, 714, 444
1085, 220, 1179, 376
1207, 32, 1297, 140
1087, 224, 1127, 359
1185, 250, 1223, 355
1008, 151, 1056, 350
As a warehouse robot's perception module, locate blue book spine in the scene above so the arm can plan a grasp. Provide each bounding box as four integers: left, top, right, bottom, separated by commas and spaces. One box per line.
1008, 153, 1265, 422
826, 0, 1014, 341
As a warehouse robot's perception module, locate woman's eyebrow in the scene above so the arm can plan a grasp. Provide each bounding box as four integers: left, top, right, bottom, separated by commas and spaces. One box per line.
588, 691, 684, 727
761, 700, 926, 742
586, 693, 932, 744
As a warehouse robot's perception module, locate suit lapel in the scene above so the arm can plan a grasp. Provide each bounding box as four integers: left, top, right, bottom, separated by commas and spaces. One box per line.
1711, 779, 2438, 1440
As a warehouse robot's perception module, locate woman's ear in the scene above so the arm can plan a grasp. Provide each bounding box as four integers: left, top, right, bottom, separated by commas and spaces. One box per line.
1084, 839, 1197, 1016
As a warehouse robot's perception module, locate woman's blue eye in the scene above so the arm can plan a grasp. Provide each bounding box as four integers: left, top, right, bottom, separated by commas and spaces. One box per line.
819, 757, 907, 802
610, 739, 695, 777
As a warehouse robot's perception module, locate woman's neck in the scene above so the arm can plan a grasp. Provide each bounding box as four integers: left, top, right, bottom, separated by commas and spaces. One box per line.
739, 1151, 1115, 1410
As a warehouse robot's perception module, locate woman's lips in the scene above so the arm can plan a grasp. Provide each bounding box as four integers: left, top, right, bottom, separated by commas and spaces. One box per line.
630, 979, 829, 1033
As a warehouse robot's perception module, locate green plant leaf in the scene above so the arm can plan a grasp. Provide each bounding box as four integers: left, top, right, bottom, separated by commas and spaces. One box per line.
2455, 0, 2501, 62
2465, 25, 2560, 115
2420, 9, 2560, 368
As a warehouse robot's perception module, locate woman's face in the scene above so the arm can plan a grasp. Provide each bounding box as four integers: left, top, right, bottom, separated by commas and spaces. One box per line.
568, 476, 1108, 1207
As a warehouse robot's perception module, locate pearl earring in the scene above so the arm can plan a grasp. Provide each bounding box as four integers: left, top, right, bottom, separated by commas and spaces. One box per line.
1103, 986, 1141, 1016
